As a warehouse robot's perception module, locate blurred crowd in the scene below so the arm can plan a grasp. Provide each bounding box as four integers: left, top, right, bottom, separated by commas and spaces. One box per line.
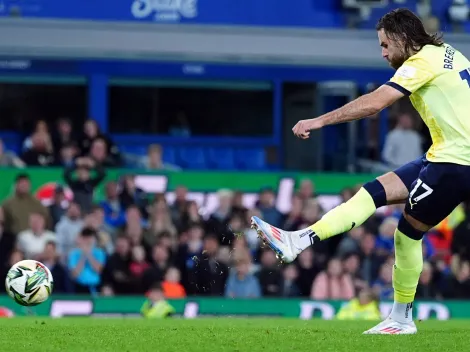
1, 170, 469, 301
0, 118, 177, 171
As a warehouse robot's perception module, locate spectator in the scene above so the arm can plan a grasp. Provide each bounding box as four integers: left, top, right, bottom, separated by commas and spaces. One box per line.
205, 189, 234, 246
359, 232, 383, 284
0, 207, 15, 270
340, 187, 354, 203
57, 142, 79, 168
227, 215, 246, 247
162, 267, 186, 298
68, 227, 106, 294
372, 261, 394, 300
243, 208, 263, 253
451, 208, 470, 264
179, 200, 203, 232
89, 138, 120, 167
176, 222, 205, 289
81, 119, 121, 166
130, 245, 150, 277
48, 185, 68, 228
1, 250, 24, 293
149, 199, 177, 239
142, 244, 170, 292
85, 205, 114, 254
17, 213, 56, 259
375, 217, 399, 257
2, 173, 51, 234
156, 231, 177, 258
55, 201, 84, 261
336, 225, 365, 257
281, 264, 300, 297
21, 132, 56, 166
22, 120, 52, 152
187, 234, 228, 296
256, 187, 282, 228
100, 181, 126, 229
382, 113, 422, 169
141, 144, 180, 171
445, 261, 470, 298
295, 248, 319, 297
120, 206, 152, 253
416, 262, 439, 300
170, 186, 188, 227
102, 235, 133, 294
225, 253, 261, 298
231, 191, 248, 220
257, 249, 283, 297
300, 198, 322, 229
119, 174, 148, 218
310, 258, 355, 300
298, 179, 315, 203
64, 157, 106, 214
343, 252, 368, 295
42, 241, 71, 293
282, 194, 303, 231
52, 117, 77, 158
0, 138, 25, 167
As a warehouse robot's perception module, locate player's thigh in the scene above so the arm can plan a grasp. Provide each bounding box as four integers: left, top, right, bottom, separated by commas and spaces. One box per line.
378, 156, 424, 204
404, 162, 468, 228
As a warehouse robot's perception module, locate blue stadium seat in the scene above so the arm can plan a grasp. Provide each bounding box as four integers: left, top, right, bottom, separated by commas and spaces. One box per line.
235, 148, 266, 170
120, 145, 147, 155
162, 146, 177, 165
178, 147, 207, 169
0, 133, 21, 154
207, 147, 236, 170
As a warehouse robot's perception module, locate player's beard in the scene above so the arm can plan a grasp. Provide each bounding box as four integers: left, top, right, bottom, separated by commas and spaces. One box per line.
389, 52, 408, 70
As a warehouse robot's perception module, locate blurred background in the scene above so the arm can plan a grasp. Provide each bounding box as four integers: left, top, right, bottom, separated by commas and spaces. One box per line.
0, 0, 469, 319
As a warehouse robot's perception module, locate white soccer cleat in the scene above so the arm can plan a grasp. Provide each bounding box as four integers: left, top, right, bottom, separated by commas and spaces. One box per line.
363, 317, 417, 335
250, 216, 304, 263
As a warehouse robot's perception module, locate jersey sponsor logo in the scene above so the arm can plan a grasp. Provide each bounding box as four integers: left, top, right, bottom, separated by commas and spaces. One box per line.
396, 65, 417, 79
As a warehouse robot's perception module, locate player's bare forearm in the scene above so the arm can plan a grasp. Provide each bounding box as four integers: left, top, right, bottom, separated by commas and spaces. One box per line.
317, 93, 382, 127
292, 85, 403, 138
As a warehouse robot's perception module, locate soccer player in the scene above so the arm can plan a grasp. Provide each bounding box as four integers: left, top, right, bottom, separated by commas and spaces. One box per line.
251, 8, 470, 335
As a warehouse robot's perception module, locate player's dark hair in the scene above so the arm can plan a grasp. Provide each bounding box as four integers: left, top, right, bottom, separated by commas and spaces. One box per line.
376, 8, 443, 54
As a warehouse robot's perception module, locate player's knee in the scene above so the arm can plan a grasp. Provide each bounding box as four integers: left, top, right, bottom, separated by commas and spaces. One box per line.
363, 179, 387, 208
397, 215, 426, 241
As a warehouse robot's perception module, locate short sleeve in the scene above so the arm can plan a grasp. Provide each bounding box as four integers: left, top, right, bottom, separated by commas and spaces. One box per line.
386, 57, 436, 96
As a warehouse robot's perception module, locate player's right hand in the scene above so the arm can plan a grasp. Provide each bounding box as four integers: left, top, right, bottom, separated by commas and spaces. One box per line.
292, 118, 323, 139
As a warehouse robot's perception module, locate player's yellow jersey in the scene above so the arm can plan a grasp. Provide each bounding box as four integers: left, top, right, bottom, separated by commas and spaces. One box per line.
387, 43, 470, 165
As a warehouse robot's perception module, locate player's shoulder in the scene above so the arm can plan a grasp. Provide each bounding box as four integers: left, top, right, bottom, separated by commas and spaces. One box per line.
405, 44, 445, 66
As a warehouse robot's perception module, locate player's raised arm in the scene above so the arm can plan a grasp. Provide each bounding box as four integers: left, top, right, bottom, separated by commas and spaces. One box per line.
292, 84, 404, 139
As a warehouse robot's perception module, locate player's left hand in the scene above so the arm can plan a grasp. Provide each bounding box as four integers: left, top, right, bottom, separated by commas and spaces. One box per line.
292, 118, 323, 139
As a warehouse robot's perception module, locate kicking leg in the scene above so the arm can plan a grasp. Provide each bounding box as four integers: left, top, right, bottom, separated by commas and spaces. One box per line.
251, 171, 409, 262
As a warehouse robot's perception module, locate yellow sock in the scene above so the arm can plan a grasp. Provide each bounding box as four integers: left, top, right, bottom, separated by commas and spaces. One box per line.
393, 229, 423, 303
309, 187, 377, 241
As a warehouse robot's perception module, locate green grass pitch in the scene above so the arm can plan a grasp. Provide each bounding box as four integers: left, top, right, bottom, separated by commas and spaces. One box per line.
0, 318, 468, 351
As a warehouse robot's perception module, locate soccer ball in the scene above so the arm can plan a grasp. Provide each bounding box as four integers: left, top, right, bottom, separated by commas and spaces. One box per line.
5, 260, 54, 306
